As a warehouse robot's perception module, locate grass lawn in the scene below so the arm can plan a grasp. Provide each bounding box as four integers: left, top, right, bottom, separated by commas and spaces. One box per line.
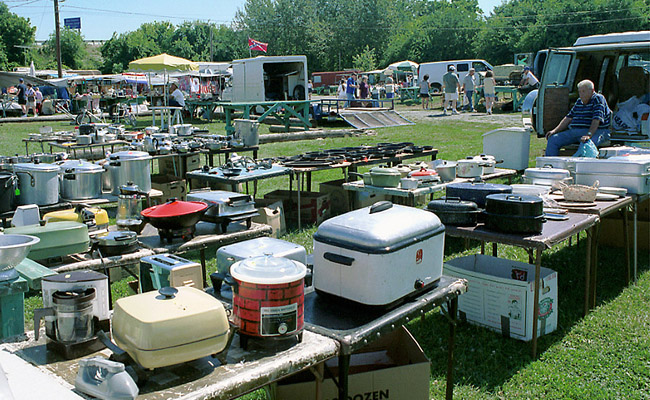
1, 107, 648, 399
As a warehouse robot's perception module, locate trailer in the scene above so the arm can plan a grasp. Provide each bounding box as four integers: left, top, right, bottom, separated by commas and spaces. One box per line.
222, 55, 308, 103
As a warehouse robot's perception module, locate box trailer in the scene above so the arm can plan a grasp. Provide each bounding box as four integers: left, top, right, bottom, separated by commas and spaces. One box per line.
418, 59, 493, 93
224, 55, 308, 103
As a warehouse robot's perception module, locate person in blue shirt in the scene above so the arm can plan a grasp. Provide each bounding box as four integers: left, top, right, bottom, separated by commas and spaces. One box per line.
545, 79, 611, 156
345, 74, 357, 107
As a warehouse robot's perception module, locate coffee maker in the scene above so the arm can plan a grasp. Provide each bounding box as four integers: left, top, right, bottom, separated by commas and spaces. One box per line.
34, 271, 110, 359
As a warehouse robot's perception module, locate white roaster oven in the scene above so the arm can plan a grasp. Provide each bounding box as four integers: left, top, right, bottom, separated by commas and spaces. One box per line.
312, 201, 445, 306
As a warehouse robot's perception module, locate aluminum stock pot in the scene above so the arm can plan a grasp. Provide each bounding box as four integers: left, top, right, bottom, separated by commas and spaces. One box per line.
457, 157, 488, 178
108, 151, 152, 195
58, 160, 103, 200
13, 162, 60, 206
228, 256, 307, 341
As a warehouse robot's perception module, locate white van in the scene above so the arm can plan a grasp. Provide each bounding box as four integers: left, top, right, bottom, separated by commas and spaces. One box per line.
418, 59, 493, 93
525, 31, 650, 139
223, 55, 308, 103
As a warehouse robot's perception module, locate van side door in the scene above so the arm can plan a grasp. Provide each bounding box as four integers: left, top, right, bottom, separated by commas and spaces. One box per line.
535, 49, 577, 135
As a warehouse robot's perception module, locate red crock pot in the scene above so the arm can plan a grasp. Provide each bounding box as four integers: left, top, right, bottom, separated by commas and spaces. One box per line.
230, 256, 307, 341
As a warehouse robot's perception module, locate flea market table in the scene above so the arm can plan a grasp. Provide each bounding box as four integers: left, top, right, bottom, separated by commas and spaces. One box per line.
303, 275, 469, 400
444, 213, 600, 359
218, 100, 312, 135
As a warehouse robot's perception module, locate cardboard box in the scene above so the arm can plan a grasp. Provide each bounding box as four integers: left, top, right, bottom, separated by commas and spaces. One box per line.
599, 217, 650, 250
159, 153, 202, 176
151, 174, 186, 204
275, 326, 430, 400
252, 199, 286, 238
319, 179, 350, 216
444, 254, 558, 341
264, 190, 330, 226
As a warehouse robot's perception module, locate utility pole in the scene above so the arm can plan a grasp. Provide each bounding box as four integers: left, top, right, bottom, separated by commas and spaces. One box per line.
54, 0, 63, 78
210, 25, 213, 62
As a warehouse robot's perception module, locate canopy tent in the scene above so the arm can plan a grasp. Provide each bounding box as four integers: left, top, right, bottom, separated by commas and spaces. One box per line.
128, 53, 199, 72
0, 72, 55, 89
387, 60, 419, 72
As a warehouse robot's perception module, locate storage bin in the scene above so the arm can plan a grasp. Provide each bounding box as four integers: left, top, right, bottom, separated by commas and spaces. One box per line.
482, 127, 532, 170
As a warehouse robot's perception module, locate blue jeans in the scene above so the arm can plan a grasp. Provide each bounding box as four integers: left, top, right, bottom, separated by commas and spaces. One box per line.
464, 90, 474, 110
545, 127, 610, 156
345, 93, 355, 107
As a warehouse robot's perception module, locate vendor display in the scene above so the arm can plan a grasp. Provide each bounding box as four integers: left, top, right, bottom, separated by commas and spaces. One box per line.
575, 155, 650, 194
141, 199, 209, 242
187, 190, 259, 233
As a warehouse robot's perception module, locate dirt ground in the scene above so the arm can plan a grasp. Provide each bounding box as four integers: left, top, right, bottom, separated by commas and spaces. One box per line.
398, 108, 523, 126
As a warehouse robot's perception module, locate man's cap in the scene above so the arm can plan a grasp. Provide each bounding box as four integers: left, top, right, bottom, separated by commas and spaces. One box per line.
523, 66, 531, 71
449, 65, 455, 71
19, 78, 23, 82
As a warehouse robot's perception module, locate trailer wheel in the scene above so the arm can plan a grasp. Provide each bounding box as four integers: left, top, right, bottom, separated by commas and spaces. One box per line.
293, 85, 306, 100
430, 83, 442, 94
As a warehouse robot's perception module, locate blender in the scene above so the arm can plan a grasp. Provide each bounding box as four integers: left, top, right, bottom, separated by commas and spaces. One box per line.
116, 182, 146, 233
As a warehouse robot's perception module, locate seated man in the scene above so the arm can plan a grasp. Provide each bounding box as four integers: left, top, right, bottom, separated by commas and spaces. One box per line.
518, 66, 539, 94
168, 82, 185, 108
545, 79, 611, 156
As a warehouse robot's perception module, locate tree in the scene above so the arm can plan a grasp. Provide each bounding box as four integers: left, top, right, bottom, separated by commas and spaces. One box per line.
353, 45, 378, 71
43, 28, 87, 70
0, 3, 36, 68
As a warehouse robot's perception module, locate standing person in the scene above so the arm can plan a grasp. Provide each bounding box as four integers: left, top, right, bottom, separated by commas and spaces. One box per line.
419, 74, 430, 110
345, 74, 357, 107
26, 83, 37, 117
358, 76, 369, 106
16, 78, 27, 117
307, 80, 313, 99
168, 82, 185, 108
34, 86, 43, 115
461, 68, 476, 112
545, 79, 611, 156
385, 76, 395, 99
337, 79, 347, 100
518, 66, 539, 94
442, 65, 460, 115
482, 70, 496, 115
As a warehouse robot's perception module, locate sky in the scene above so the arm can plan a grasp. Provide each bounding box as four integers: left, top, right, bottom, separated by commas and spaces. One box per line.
5, 0, 503, 41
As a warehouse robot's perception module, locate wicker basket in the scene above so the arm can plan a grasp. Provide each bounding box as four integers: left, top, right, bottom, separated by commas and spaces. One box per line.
560, 181, 599, 203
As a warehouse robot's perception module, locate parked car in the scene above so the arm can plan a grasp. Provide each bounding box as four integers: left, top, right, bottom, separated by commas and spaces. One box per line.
523, 30, 650, 139
418, 59, 493, 93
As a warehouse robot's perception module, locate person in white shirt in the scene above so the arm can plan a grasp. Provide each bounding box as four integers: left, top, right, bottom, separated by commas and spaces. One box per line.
518, 66, 539, 94
337, 79, 347, 99
168, 83, 185, 107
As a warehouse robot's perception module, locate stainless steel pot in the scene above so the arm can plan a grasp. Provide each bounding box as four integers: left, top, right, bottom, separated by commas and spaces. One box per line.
76, 135, 93, 145
59, 160, 103, 200
433, 160, 457, 182
108, 151, 152, 195
13, 162, 60, 206
32, 153, 57, 164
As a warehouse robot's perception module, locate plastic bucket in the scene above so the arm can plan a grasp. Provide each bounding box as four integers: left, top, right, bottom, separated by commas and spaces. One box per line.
234, 119, 260, 147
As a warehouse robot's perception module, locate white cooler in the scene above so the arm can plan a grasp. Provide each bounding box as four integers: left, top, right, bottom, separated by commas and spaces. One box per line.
313, 201, 445, 306
482, 127, 532, 170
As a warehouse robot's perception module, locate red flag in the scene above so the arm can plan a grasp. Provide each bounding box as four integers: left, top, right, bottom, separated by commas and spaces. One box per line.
248, 38, 268, 53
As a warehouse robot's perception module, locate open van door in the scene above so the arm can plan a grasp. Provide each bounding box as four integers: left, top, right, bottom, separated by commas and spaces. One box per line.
534, 49, 578, 136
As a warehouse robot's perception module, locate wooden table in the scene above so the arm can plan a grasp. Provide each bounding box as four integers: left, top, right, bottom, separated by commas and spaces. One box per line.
444, 213, 600, 358
0, 329, 339, 400
303, 276, 468, 400
185, 98, 220, 122
218, 100, 312, 135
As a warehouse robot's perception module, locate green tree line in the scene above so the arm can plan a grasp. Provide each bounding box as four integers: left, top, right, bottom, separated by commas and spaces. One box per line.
1, 0, 648, 74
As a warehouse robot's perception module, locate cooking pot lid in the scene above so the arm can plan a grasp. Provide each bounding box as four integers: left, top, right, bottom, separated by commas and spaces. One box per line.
427, 197, 478, 211
52, 288, 96, 305
96, 230, 137, 245
119, 182, 141, 195
43, 270, 107, 283
59, 159, 103, 173
109, 151, 152, 161
446, 182, 512, 192
525, 167, 570, 174
486, 193, 543, 204
141, 200, 208, 218
410, 169, 437, 176
370, 166, 399, 174
231, 255, 307, 285
13, 162, 60, 172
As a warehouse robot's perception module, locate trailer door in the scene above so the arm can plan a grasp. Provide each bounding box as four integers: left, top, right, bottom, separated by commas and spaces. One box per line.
535, 49, 577, 135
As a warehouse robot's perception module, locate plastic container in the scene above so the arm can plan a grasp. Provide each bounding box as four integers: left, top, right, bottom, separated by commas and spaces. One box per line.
482, 127, 532, 170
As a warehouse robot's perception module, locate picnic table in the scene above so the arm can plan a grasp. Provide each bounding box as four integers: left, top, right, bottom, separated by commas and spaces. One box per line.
218, 100, 312, 135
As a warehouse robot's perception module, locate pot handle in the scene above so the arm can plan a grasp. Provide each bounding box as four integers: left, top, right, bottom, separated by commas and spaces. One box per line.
33, 307, 55, 341
63, 174, 75, 180
323, 252, 355, 266
445, 197, 462, 203
227, 195, 252, 205
505, 195, 523, 200
15, 170, 35, 187
369, 201, 393, 214
158, 287, 178, 299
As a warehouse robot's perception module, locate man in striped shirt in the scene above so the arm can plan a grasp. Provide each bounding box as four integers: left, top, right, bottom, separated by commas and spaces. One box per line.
545, 80, 611, 156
